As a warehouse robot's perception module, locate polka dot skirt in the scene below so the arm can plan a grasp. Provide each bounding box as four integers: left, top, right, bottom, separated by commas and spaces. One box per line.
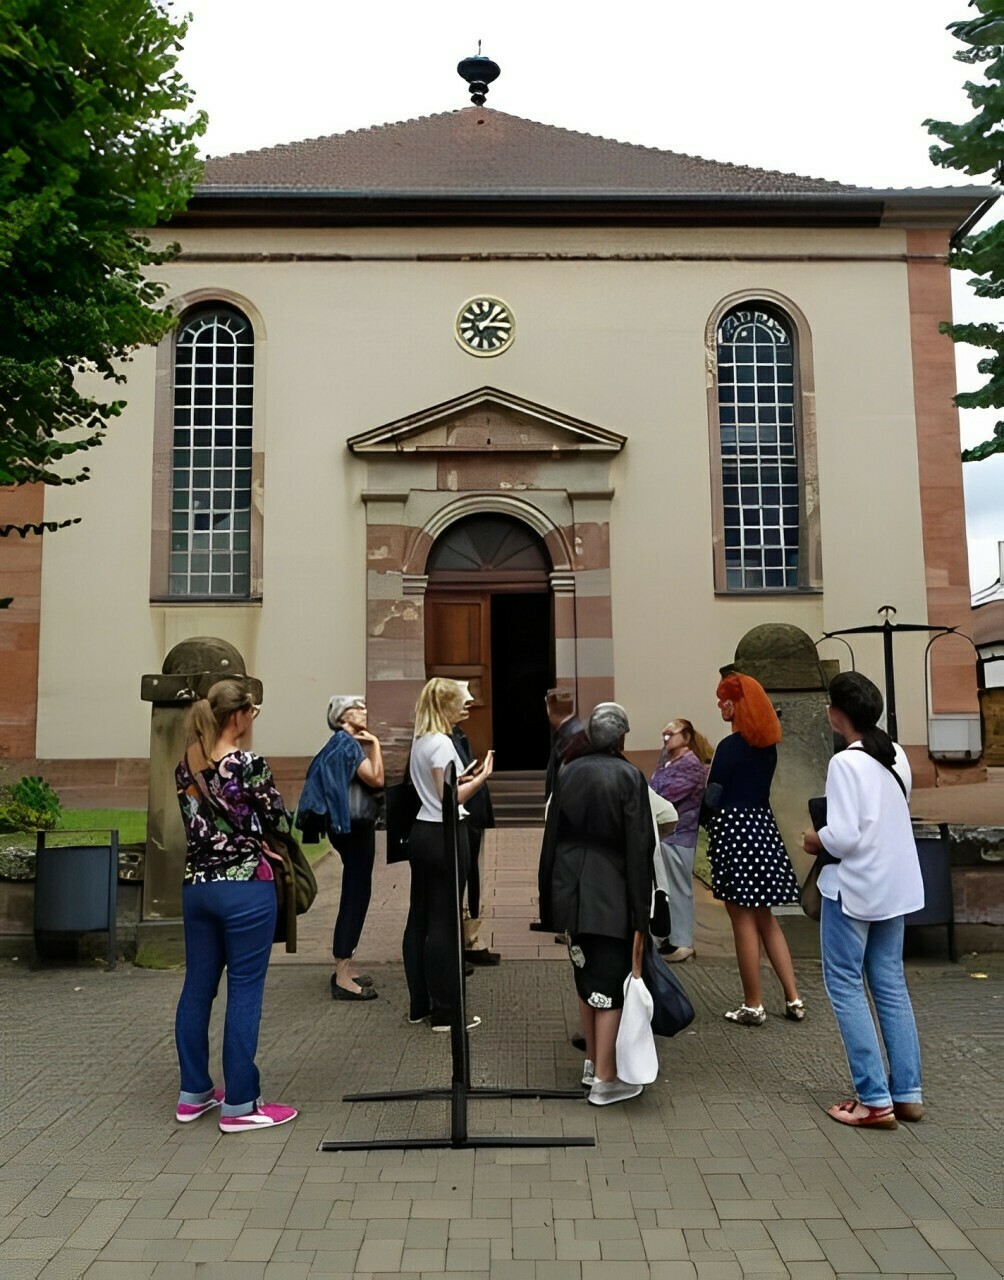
708, 806, 800, 908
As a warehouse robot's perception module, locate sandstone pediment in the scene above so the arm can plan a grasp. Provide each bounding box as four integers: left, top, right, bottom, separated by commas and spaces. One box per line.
347, 387, 625, 455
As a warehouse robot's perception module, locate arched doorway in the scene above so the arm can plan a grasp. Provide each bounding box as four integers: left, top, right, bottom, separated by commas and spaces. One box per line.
424, 514, 554, 769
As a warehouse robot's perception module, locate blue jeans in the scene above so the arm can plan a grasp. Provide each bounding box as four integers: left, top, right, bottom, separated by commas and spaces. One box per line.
820, 895, 922, 1108
175, 880, 277, 1117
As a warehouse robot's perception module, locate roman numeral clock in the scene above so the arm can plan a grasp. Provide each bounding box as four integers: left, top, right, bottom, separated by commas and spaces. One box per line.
455, 296, 515, 356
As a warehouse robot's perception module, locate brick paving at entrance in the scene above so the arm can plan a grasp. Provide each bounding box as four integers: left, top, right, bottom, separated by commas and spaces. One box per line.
2, 828, 1002, 1280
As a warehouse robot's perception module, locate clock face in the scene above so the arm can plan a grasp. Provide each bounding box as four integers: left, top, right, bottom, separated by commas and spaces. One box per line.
455, 297, 515, 356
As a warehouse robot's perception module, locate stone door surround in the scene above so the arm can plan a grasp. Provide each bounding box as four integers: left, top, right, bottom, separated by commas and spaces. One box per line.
347, 386, 626, 767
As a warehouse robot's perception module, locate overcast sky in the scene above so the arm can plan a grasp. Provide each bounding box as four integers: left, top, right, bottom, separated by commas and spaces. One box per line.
174, 0, 1003, 591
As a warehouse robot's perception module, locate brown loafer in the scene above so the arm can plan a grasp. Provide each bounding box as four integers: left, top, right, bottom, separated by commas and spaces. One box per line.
893, 1101, 924, 1122
827, 1099, 897, 1129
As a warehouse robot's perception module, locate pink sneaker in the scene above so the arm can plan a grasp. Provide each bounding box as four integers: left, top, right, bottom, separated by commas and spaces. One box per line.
219, 1102, 298, 1134
175, 1088, 225, 1123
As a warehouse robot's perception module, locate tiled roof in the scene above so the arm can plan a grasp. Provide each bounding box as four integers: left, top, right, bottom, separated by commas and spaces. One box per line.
199, 107, 860, 196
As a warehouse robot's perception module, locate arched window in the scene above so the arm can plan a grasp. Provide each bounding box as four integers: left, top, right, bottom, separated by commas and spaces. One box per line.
711, 301, 820, 592
169, 308, 254, 597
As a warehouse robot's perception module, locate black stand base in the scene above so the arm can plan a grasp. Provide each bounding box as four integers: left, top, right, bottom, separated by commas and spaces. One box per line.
317, 766, 595, 1155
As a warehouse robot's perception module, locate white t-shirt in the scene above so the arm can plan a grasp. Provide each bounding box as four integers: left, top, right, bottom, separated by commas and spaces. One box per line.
817, 743, 924, 921
411, 732, 468, 823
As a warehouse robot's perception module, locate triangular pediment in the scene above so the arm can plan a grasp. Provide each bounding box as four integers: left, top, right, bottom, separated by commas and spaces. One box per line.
347, 387, 626, 455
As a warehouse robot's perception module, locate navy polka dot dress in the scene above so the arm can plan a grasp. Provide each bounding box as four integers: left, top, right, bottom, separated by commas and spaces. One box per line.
708, 807, 800, 907
705, 733, 800, 909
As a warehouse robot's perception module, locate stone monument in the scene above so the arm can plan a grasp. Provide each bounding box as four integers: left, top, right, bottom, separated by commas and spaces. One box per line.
140, 638, 262, 921
728, 623, 833, 882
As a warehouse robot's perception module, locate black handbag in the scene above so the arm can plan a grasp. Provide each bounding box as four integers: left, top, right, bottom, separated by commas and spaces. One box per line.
384, 773, 420, 864
799, 796, 834, 922
642, 935, 695, 1037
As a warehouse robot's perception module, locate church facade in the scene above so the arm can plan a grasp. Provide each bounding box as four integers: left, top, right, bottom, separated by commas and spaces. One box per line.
1, 108, 993, 793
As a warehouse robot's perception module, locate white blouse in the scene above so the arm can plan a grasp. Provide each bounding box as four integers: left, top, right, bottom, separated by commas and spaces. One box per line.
411, 732, 468, 823
817, 743, 924, 921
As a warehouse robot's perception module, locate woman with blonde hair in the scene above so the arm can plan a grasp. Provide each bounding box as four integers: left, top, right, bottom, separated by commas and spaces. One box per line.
174, 679, 297, 1133
404, 677, 494, 1030
705, 673, 803, 1027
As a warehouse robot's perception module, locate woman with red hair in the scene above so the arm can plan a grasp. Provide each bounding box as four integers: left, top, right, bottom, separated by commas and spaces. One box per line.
705, 674, 803, 1026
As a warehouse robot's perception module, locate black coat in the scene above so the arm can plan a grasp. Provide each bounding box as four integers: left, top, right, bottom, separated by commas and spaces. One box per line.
449, 727, 495, 831
538, 752, 653, 938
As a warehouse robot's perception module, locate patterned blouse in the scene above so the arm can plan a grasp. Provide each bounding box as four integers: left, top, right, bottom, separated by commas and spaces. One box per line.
175, 750, 292, 884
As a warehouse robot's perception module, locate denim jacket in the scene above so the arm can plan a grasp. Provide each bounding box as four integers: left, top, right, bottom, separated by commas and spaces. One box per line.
297, 731, 364, 838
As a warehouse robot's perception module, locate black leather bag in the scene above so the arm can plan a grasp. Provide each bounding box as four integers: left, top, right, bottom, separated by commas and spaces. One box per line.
642, 935, 695, 1038
385, 776, 420, 864
800, 796, 835, 922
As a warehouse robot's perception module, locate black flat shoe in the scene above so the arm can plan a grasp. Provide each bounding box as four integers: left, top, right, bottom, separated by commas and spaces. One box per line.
571, 1033, 586, 1051
331, 972, 373, 994
465, 949, 501, 966
332, 983, 377, 1001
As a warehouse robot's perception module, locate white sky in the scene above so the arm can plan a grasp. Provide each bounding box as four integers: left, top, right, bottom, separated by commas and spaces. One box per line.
174, 0, 1003, 591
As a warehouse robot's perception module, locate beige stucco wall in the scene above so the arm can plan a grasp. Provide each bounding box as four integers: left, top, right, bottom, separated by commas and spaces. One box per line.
36, 222, 937, 759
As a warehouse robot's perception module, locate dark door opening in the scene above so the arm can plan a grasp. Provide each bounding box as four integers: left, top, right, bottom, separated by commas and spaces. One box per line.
490, 593, 552, 770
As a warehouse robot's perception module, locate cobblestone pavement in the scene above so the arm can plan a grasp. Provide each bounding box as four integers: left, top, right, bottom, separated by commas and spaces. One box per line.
2, 830, 1002, 1280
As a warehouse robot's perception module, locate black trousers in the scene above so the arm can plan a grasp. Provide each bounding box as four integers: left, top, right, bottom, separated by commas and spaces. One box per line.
328, 822, 376, 960
402, 819, 469, 1020
464, 824, 483, 917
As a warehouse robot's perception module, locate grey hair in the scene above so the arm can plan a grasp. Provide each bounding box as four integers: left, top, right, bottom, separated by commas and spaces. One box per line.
587, 701, 630, 750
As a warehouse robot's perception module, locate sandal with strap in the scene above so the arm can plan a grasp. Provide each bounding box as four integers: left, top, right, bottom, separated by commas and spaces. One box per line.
785, 998, 805, 1022
827, 1099, 898, 1129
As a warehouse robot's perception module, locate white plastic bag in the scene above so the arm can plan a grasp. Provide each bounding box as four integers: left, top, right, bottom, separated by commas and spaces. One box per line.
615, 974, 659, 1085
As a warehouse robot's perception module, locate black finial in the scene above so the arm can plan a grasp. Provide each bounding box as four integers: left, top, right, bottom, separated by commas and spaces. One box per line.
457, 45, 500, 107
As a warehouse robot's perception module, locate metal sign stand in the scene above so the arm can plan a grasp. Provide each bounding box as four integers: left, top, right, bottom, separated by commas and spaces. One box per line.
319, 764, 593, 1153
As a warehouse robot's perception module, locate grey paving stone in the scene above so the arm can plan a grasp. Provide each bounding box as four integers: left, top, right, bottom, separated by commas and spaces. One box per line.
936, 1250, 1004, 1280
536, 1263, 585, 1280
855, 1228, 951, 1274
733, 1247, 789, 1275
641, 1227, 690, 1260
554, 1220, 601, 1262
445, 1240, 491, 1270
227, 1227, 282, 1261
694, 1264, 743, 1280
513, 1226, 557, 1260
36, 1249, 99, 1278
785, 1266, 836, 1280
401, 1246, 447, 1269
355, 1237, 403, 1271
766, 1220, 826, 1261
599, 1238, 646, 1260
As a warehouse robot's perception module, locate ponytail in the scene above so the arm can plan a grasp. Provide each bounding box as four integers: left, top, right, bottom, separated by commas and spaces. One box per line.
184, 679, 256, 758
859, 724, 896, 770
187, 698, 219, 759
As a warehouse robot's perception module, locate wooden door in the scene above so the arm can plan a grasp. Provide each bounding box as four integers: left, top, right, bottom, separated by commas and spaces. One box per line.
424, 591, 492, 760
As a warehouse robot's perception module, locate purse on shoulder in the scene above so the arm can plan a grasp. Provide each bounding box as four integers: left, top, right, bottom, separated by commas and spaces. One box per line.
262, 826, 318, 953
384, 763, 420, 864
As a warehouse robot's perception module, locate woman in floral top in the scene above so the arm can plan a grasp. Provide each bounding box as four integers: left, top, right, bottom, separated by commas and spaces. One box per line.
173, 679, 298, 1135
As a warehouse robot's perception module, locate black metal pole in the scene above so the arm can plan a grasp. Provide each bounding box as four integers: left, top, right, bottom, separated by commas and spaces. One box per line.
882, 620, 898, 742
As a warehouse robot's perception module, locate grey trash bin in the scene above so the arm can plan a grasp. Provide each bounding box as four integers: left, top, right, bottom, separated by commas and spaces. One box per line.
905, 823, 955, 962
33, 830, 119, 968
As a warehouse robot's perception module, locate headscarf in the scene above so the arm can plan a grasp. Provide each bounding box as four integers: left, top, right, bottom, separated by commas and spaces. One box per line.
716, 674, 781, 748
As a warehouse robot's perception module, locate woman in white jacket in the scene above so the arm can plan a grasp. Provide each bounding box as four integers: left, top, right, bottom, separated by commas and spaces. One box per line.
802, 672, 924, 1130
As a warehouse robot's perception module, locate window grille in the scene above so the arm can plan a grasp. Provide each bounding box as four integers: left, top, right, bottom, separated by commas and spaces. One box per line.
169, 309, 254, 598
717, 306, 799, 590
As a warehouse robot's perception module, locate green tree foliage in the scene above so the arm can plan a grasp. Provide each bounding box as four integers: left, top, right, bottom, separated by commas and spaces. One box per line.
0, 0, 206, 494
925, 0, 1004, 461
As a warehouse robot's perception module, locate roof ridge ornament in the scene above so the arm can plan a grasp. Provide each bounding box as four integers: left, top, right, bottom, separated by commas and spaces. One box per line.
457, 43, 500, 106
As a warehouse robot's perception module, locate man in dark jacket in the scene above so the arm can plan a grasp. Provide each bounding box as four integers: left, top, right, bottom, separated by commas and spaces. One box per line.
538, 702, 653, 1107
450, 683, 499, 965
